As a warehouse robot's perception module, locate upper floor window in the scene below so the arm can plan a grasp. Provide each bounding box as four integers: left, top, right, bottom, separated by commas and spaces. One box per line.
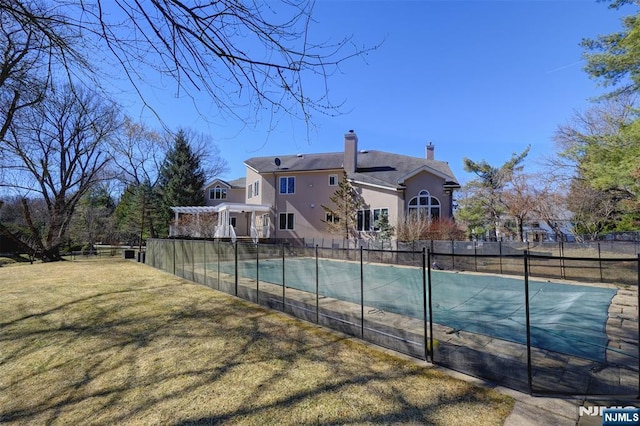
247, 184, 253, 199
253, 180, 260, 197
408, 190, 440, 221
329, 174, 338, 186
210, 186, 227, 200
279, 176, 295, 194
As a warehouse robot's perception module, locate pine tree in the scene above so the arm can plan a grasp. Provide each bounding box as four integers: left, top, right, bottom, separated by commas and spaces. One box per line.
321, 171, 363, 240
374, 210, 395, 241
115, 181, 165, 244
157, 130, 207, 228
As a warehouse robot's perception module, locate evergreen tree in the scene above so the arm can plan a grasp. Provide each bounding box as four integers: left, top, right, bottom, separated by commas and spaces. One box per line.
374, 210, 394, 241
321, 171, 363, 240
69, 185, 117, 249
582, 1, 640, 97
115, 181, 164, 245
462, 147, 530, 240
157, 130, 207, 229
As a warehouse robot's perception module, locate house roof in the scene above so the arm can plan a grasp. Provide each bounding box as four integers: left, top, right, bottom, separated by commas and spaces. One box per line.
204, 177, 246, 189
244, 150, 459, 190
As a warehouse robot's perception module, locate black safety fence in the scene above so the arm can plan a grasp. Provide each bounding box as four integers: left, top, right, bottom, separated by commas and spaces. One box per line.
145, 238, 639, 398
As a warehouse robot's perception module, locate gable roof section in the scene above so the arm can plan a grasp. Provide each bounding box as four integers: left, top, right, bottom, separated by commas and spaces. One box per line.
246, 150, 458, 190
397, 165, 453, 185
204, 177, 246, 190
354, 151, 457, 189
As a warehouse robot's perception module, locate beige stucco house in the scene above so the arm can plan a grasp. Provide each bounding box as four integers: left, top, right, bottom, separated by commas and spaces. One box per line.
170, 131, 460, 242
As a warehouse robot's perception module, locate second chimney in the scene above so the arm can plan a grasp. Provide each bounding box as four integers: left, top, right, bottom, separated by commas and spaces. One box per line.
426, 142, 435, 160
344, 130, 358, 173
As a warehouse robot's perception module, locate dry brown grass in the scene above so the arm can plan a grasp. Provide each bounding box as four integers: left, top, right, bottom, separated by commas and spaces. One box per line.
0, 258, 514, 425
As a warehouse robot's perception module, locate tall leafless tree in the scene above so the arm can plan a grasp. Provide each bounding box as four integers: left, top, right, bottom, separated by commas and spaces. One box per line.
0, 1, 89, 143
501, 173, 537, 242
3, 85, 120, 260
2, 0, 372, 130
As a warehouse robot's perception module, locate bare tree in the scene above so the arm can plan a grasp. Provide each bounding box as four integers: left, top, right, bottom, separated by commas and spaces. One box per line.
177, 129, 229, 181
3, 1, 373, 130
566, 178, 620, 241
108, 118, 166, 189
462, 147, 530, 240
552, 93, 640, 234
527, 175, 571, 242
3, 85, 120, 260
0, 1, 90, 143
501, 173, 537, 241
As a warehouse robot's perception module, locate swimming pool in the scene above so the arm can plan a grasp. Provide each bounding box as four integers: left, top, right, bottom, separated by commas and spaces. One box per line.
217, 257, 618, 363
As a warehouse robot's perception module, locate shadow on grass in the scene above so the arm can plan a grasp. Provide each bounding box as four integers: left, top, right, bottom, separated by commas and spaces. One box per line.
0, 260, 513, 425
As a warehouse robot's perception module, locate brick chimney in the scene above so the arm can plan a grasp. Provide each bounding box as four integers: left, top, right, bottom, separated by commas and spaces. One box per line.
344, 130, 358, 173
426, 142, 435, 160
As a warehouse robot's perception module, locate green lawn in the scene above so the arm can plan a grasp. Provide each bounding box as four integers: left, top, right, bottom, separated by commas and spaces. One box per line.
0, 258, 513, 425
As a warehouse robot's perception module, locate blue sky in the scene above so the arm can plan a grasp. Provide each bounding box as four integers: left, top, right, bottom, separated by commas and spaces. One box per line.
121, 1, 629, 185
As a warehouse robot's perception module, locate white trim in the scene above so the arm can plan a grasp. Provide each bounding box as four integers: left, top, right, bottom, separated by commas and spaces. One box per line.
348, 179, 401, 192
204, 178, 232, 189
171, 203, 271, 214
244, 163, 260, 174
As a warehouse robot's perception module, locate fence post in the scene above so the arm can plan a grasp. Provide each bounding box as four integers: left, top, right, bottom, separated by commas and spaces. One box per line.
524, 250, 533, 395
499, 241, 503, 275
203, 240, 207, 285
316, 245, 319, 324
173, 239, 176, 276
637, 254, 640, 394
360, 245, 364, 339
422, 248, 428, 362
282, 243, 286, 312
598, 243, 603, 283
256, 242, 260, 304
216, 241, 220, 291
450, 240, 455, 270
234, 242, 238, 296
427, 248, 434, 363
559, 240, 565, 280
474, 239, 478, 272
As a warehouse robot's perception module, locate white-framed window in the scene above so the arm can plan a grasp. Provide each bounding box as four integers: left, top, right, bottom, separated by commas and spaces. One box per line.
325, 212, 340, 224
357, 209, 371, 231
408, 190, 440, 221
253, 180, 260, 197
279, 176, 295, 194
209, 186, 227, 200
373, 208, 389, 231
328, 174, 338, 186
279, 212, 294, 230
247, 184, 253, 199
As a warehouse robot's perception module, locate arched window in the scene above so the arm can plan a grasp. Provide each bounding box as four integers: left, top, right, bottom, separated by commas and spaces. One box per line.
408, 190, 440, 221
